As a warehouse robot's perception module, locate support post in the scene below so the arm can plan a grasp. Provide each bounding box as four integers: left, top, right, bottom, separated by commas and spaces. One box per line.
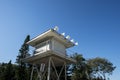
30, 65, 34, 80
51, 59, 59, 78
47, 57, 51, 80
65, 62, 67, 80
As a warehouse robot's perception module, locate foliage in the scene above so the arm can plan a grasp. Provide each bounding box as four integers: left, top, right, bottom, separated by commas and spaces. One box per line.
16, 35, 31, 80
16, 35, 30, 64
0, 63, 7, 80
87, 57, 116, 80
3, 60, 16, 80
69, 53, 89, 80
0, 60, 17, 80
69, 53, 116, 80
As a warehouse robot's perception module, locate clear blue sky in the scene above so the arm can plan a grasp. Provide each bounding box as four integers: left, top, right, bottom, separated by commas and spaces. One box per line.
0, 0, 120, 80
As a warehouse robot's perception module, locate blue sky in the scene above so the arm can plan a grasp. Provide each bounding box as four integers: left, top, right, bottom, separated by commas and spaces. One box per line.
0, 0, 120, 80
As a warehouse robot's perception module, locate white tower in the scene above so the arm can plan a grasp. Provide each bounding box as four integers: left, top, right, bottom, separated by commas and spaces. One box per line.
23, 28, 76, 80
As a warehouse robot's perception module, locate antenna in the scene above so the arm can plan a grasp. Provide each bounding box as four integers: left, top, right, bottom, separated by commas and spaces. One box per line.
70, 39, 74, 43
75, 42, 78, 46
66, 35, 70, 39
61, 32, 65, 36
54, 26, 59, 31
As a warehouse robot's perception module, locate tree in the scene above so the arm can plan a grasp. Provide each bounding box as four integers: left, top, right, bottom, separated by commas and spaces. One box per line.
87, 57, 116, 80
3, 60, 15, 80
0, 61, 17, 80
69, 53, 89, 80
0, 62, 7, 80
16, 35, 30, 80
69, 53, 116, 80
16, 35, 30, 64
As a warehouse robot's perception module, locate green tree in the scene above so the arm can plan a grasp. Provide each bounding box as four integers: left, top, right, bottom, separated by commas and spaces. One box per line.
16, 35, 30, 80
0, 61, 16, 80
16, 35, 30, 64
69, 53, 116, 80
87, 57, 116, 80
70, 53, 89, 80
3, 60, 15, 80
0, 63, 7, 80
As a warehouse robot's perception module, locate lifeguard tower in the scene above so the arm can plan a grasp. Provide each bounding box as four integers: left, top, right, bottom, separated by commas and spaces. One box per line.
23, 27, 77, 80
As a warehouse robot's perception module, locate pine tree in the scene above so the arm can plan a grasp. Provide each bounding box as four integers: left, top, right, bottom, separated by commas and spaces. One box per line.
16, 35, 30, 80
16, 35, 30, 64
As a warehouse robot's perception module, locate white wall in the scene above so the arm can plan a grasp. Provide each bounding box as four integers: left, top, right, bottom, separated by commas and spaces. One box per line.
52, 39, 66, 55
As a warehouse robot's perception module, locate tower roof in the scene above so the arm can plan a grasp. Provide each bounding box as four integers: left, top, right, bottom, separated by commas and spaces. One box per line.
27, 29, 75, 48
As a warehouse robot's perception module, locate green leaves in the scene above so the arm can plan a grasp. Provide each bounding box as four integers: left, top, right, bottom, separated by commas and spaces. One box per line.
16, 35, 31, 80
69, 54, 116, 80
70, 53, 89, 80
16, 35, 30, 64
87, 57, 116, 79
0, 60, 16, 80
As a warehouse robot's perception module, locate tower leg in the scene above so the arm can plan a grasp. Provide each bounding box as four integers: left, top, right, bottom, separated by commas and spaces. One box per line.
47, 57, 51, 80
30, 65, 34, 80
65, 62, 67, 80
